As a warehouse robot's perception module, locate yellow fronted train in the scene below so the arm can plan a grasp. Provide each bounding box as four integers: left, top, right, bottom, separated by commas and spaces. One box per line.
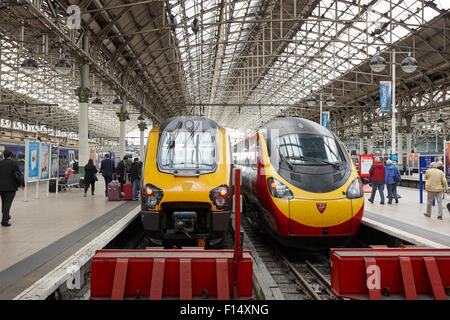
234, 117, 364, 249
140, 116, 232, 247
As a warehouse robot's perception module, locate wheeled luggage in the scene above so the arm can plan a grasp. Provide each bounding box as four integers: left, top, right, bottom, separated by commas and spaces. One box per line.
49, 179, 62, 192
122, 183, 133, 201
108, 180, 121, 201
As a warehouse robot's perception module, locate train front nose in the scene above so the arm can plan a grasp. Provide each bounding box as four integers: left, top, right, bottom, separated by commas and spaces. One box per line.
288, 198, 353, 236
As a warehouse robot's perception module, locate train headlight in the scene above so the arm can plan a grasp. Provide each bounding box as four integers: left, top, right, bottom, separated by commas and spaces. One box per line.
209, 185, 229, 209
267, 177, 293, 199
144, 184, 163, 208
346, 178, 363, 199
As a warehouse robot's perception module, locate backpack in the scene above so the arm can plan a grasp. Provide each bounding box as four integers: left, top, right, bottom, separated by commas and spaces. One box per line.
125, 160, 132, 173
73, 161, 79, 172
393, 174, 400, 183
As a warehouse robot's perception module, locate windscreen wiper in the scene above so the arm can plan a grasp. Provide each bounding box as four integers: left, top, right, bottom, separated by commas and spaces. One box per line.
297, 155, 340, 169
279, 152, 293, 170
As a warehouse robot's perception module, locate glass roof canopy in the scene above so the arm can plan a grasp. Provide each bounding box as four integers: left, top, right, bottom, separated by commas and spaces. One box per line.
169, 0, 448, 131
0, 0, 448, 142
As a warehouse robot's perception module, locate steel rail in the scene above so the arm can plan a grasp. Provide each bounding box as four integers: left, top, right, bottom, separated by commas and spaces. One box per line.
305, 260, 332, 290
280, 255, 322, 300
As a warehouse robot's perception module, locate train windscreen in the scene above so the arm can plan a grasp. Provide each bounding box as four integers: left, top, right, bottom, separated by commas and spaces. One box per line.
158, 129, 217, 173
278, 133, 344, 165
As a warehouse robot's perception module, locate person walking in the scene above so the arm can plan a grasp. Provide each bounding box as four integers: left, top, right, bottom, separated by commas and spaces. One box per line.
116, 155, 128, 191
100, 154, 115, 197
384, 159, 401, 204
130, 158, 141, 201
423, 162, 449, 220
436, 160, 444, 173
0, 150, 25, 227
368, 157, 386, 204
83, 159, 98, 197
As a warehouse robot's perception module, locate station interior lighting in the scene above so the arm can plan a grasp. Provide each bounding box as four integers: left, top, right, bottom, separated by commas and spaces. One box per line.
21, 48, 38, 75
54, 49, 72, 75
113, 96, 123, 105
326, 94, 336, 107
417, 115, 425, 123
306, 91, 316, 107
369, 46, 387, 73
91, 92, 103, 104
400, 48, 418, 73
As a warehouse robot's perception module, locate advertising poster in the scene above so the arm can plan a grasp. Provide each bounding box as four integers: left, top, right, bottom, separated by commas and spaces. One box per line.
39, 143, 50, 180
359, 154, 374, 180
69, 150, 75, 167
380, 81, 392, 113
27, 141, 40, 181
408, 153, 413, 168
414, 153, 419, 169
445, 141, 450, 184
51, 145, 59, 179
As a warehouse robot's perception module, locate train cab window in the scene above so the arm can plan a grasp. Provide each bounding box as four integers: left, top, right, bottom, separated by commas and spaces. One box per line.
278, 133, 343, 165
158, 129, 218, 172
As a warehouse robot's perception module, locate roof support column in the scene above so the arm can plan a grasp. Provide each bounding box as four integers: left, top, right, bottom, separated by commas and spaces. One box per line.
75, 35, 91, 175
404, 115, 413, 170
359, 109, 364, 155
138, 120, 148, 162
117, 96, 128, 159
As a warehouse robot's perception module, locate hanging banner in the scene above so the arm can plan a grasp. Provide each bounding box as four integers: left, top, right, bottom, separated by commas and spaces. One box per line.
380, 81, 392, 113
322, 111, 330, 128
51, 145, 60, 179
26, 141, 40, 181
445, 141, 450, 184
39, 143, 50, 180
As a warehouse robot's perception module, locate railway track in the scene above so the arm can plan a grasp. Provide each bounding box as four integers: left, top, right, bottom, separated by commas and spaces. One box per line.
242, 216, 339, 300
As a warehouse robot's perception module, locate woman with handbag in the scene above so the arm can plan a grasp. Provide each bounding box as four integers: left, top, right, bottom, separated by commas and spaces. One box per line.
384, 159, 401, 204
83, 159, 98, 197
0, 149, 25, 227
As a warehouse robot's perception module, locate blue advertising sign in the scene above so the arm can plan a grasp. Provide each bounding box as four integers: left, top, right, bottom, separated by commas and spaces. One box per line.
380, 81, 392, 113
322, 111, 330, 128
391, 153, 398, 162
419, 155, 435, 174
27, 141, 40, 181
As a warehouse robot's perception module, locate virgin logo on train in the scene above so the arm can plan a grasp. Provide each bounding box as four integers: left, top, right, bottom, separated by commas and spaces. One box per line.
316, 203, 327, 214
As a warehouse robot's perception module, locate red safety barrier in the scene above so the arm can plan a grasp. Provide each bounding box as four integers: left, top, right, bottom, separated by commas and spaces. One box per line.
90, 169, 253, 300
331, 248, 450, 300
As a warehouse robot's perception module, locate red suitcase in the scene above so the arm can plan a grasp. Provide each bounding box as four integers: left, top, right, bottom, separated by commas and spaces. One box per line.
108, 180, 121, 201
122, 183, 133, 201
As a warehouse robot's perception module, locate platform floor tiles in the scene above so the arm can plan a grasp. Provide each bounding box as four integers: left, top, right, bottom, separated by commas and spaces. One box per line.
363, 186, 450, 246
0, 178, 138, 270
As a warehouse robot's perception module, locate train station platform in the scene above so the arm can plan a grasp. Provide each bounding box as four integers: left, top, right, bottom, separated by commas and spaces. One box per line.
362, 186, 450, 248
0, 180, 139, 299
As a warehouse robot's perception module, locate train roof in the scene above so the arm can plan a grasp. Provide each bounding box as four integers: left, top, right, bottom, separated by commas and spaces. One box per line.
260, 117, 335, 138
159, 116, 222, 132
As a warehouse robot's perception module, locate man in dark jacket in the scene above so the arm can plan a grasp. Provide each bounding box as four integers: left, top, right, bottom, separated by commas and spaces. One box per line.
100, 154, 115, 197
130, 158, 141, 200
368, 157, 386, 204
116, 155, 128, 191
0, 150, 24, 226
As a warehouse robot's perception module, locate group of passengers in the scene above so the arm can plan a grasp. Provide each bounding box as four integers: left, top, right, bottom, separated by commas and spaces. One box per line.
100, 154, 142, 200
368, 157, 449, 220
